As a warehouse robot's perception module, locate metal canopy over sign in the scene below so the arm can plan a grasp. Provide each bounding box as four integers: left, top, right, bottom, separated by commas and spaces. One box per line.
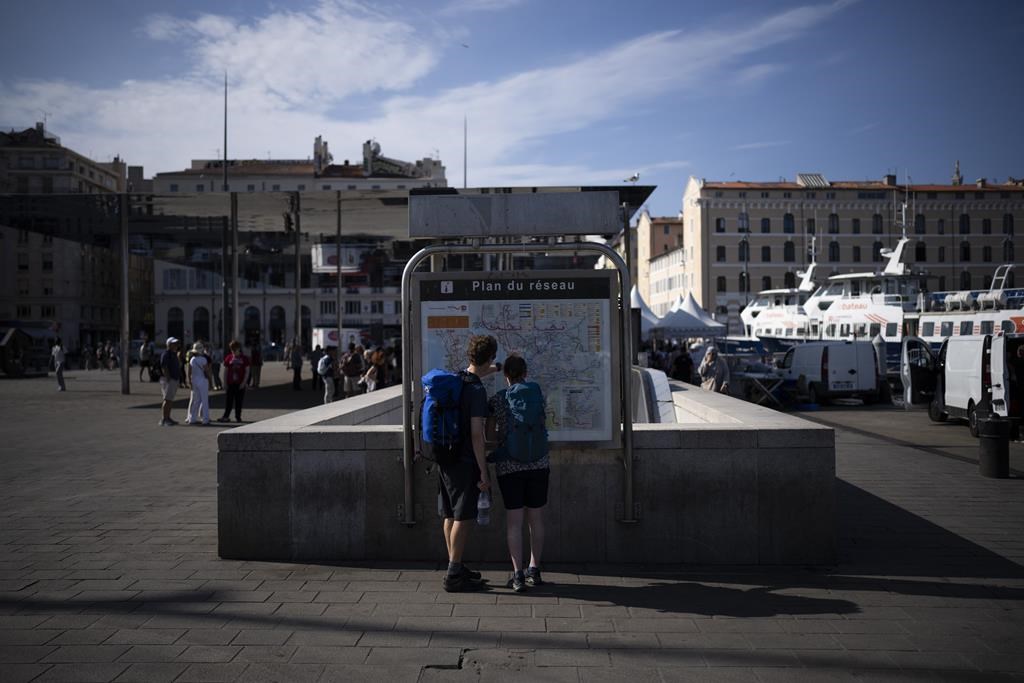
411, 270, 620, 446
409, 188, 644, 238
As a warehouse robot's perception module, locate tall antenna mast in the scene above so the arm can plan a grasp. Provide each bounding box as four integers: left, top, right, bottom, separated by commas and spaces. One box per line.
463, 115, 467, 189
222, 72, 228, 191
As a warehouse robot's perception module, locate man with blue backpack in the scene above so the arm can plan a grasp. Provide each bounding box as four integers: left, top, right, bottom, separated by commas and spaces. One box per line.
486, 354, 549, 593
420, 335, 498, 592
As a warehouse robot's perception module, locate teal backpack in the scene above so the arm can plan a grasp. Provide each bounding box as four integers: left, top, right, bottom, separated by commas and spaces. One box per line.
490, 382, 548, 463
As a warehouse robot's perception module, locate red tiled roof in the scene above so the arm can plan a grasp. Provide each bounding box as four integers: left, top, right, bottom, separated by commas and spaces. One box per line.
702, 180, 1020, 192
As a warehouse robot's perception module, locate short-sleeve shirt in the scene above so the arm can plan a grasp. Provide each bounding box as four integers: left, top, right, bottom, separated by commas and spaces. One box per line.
189, 355, 209, 383
160, 349, 181, 381
488, 387, 551, 476
458, 374, 489, 463
223, 353, 251, 385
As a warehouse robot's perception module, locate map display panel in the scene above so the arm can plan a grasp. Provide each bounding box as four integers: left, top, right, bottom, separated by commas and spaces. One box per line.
416, 273, 616, 443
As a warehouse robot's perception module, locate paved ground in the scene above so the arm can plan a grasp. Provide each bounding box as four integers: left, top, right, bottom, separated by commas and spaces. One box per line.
1, 366, 1023, 682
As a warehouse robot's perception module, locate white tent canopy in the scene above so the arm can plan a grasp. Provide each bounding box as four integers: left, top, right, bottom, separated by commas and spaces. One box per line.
680, 292, 725, 331
651, 307, 720, 337
629, 286, 660, 335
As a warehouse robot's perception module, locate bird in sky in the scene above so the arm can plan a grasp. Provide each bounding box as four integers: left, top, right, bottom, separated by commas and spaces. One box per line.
624, 172, 640, 183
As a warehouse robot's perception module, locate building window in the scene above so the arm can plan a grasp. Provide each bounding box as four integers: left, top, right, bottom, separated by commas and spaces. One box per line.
738, 213, 749, 232
195, 184, 205, 192
1004, 214, 1015, 235
761, 245, 771, 262
938, 246, 945, 263
715, 217, 726, 233
1004, 240, 1015, 262
872, 241, 883, 262
163, 268, 186, 290
760, 192, 769, 199
937, 219, 945, 235
760, 217, 770, 233
783, 192, 792, 199
762, 276, 772, 290
983, 245, 992, 262
806, 218, 816, 235
828, 241, 840, 262
714, 191, 723, 198
42, 255, 53, 272
738, 241, 749, 261
914, 214, 925, 234
716, 276, 727, 293
371, 301, 384, 314
247, 184, 256, 192
297, 184, 306, 191
663, 225, 670, 235
828, 214, 839, 234
322, 185, 332, 190
40, 305, 55, 318
17, 229, 29, 245
960, 241, 970, 262
345, 301, 360, 314
272, 184, 281, 191
805, 192, 816, 199
783, 213, 795, 233
738, 192, 747, 198
872, 214, 883, 234
851, 218, 860, 235
42, 280, 54, 296
16, 279, 29, 296
852, 245, 861, 262
716, 245, 726, 262
784, 272, 796, 288
17, 253, 29, 271
960, 271, 971, 289
169, 184, 179, 192
982, 218, 992, 234
958, 214, 970, 234
915, 241, 927, 262
783, 241, 795, 262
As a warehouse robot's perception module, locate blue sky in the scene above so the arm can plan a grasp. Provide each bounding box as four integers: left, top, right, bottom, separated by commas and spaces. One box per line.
1, 0, 1021, 216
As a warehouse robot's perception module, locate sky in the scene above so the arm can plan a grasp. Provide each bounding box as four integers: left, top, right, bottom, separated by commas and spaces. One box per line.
1, 0, 1022, 217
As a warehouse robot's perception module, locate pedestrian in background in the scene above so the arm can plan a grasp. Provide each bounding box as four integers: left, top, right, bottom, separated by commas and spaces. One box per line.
318, 345, 338, 404
248, 340, 263, 388
159, 337, 181, 426
51, 337, 66, 392
310, 344, 323, 391
219, 340, 250, 423
290, 340, 303, 390
185, 342, 211, 425
341, 343, 364, 398
138, 337, 154, 382
698, 347, 730, 393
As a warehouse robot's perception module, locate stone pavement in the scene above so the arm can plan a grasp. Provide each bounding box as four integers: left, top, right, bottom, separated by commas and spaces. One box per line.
1, 366, 1023, 682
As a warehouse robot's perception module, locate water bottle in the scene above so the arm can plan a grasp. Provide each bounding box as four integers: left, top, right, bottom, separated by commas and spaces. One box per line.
476, 490, 491, 526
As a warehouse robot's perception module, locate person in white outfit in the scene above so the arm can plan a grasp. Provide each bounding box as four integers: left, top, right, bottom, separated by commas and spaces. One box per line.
186, 342, 212, 425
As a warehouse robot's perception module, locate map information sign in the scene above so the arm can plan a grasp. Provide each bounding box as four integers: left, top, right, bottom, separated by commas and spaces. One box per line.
413, 272, 618, 444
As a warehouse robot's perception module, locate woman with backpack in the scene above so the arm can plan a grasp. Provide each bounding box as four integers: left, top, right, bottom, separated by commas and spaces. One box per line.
486, 355, 549, 593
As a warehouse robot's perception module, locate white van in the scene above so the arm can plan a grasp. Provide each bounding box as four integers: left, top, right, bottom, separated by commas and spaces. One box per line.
901, 333, 1023, 436
777, 340, 882, 404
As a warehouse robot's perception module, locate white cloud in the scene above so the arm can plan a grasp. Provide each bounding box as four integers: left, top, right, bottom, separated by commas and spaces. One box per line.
733, 63, 787, 85
439, 0, 526, 16
730, 140, 792, 150
0, 0, 852, 186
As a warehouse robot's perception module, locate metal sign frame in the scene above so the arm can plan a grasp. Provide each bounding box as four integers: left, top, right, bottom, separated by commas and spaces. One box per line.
400, 240, 635, 527
410, 269, 622, 449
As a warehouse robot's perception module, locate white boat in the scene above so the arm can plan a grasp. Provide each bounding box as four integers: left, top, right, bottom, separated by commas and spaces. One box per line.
915, 264, 1024, 349
740, 241, 819, 353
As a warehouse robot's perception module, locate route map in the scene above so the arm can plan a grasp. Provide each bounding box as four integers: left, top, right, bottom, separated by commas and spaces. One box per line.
418, 275, 614, 443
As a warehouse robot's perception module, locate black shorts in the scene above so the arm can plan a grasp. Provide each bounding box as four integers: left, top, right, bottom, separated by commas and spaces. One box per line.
438, 459, 481, 521
497, 468, 550, 510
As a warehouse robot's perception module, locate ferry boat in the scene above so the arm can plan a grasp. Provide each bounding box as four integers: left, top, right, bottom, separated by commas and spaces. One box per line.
914, 265, 1024, 349
740, 256, 819, 354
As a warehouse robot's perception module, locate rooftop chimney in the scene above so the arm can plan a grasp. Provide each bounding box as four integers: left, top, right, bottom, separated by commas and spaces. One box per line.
883, 174, 897, 186
975, 178, 986, 188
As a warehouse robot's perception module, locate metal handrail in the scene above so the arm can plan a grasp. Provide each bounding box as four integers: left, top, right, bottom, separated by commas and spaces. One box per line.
400, 241, 635, 527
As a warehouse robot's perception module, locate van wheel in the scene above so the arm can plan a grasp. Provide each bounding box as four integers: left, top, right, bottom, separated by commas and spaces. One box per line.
968, 401, 979, 437
808, 384, 823, 405
928, 399, 947, 423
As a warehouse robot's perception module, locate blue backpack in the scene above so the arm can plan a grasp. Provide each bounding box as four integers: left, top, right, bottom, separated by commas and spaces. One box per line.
490, 382, 548, 464
419, 369, 475, 466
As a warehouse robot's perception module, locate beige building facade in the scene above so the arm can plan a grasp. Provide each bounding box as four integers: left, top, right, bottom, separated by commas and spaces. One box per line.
676, 171, 1021, 334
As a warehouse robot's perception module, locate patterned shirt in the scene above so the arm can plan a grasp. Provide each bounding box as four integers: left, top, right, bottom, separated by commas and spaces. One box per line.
487, 387, 550, 476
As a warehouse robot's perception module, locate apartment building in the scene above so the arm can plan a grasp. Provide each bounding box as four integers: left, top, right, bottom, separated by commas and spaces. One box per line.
676, 169, 1021, 333
0, 124, 151, 351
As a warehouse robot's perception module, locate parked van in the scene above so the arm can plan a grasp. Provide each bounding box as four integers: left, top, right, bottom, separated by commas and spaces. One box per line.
777, 340, 882, 404
901, 333, 1024, 436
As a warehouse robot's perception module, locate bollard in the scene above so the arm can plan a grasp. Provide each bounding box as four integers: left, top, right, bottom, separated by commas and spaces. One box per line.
978, 417, 1010, 479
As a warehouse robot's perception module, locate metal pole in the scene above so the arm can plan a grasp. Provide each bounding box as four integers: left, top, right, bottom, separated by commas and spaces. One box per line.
221, 218, 229, 345
119, 194, 131, 395
294, 193, 302, 346
400, 242, 636, 527
231, 192, 240, 342
336, 192, 342, 349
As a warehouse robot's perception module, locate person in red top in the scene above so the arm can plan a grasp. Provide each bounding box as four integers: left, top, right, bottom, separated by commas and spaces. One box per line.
218, 340, 251, 423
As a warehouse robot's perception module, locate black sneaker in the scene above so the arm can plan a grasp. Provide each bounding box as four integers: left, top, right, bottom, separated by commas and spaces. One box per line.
443, 571, 484, 593
525, 567, 543, 586
461, 565, 482, 581
507, 572, 527, 593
